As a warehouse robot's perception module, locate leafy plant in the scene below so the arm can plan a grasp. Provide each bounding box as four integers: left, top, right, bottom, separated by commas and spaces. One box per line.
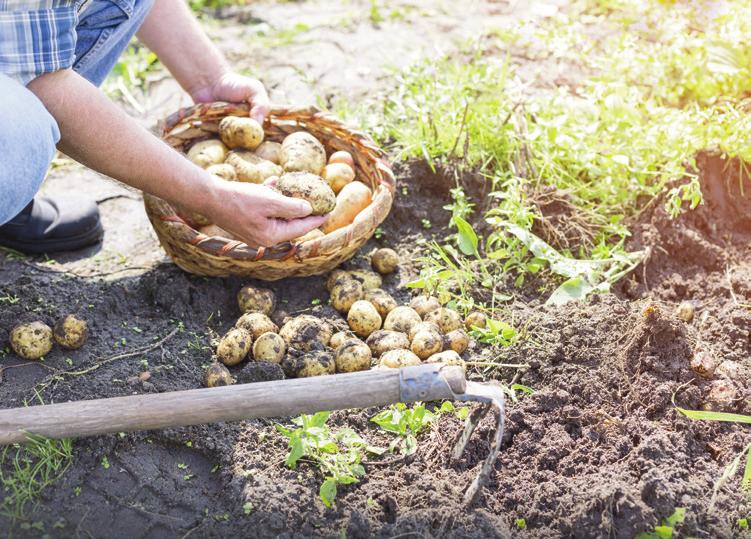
372, 401, 467, 455
634, 507, 686, 539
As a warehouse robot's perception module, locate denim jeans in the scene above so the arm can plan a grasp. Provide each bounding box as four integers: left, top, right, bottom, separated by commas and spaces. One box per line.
0, 0, 154, 226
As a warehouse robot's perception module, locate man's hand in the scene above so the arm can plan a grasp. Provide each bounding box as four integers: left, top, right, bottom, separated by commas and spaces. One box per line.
191, 72, 271, 125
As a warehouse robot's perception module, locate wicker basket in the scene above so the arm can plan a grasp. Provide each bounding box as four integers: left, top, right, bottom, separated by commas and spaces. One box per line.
144, 102, 395, 280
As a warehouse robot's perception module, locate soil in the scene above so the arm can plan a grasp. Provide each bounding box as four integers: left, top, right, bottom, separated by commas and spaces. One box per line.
3, 2, 751, 539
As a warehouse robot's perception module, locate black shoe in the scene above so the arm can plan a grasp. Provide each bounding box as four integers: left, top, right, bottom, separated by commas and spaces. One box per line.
0, 196, 103, 254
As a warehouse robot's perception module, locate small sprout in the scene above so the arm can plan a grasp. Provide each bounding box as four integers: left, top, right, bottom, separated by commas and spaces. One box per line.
421, 219, 432, 229
243, 502, 254, 515
177, 463, 188, 470
101, 456, 110, 470
515, 518, 527, 530
183, 474, 195, 481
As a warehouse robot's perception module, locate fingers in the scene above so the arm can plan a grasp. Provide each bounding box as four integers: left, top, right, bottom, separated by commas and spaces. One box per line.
266, 192, 315, 220
249, 86, 271, 124
266, 215, 328, 245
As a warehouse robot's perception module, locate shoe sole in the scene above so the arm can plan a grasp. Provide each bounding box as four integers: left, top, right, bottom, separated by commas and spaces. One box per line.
0, 222, 104, 255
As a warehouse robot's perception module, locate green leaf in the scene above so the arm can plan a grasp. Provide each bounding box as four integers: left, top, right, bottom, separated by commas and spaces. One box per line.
675, 408, 751, 424
545, 276, 597, 306
452, 216, 479, 256
664, 508, 685, 527
654, 525, 674, 539
319, 478, 337, 508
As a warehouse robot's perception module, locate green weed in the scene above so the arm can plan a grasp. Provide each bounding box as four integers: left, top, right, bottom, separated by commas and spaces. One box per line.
634, 507, 686, 539
371, 401, 467, 455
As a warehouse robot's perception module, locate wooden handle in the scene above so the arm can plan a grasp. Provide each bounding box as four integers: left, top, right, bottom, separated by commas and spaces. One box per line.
0, 364, 466, 444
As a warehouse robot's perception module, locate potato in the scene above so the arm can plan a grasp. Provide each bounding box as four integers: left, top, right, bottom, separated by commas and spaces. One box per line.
293, 228, 325, 243
225, 150, 283, 184
216, 327, 252, 366
330, 330, 356, 350
349, 269, 382, 290
329, 150, 355, 169
205, 362, 234, 388
424, 307, 463, 333
364, 288, 398, 319
410, 296, 441, 318
465, 311, 488, 330
408, 321, 441, 341
371, 248, 399, 275
237, 286, 275, 316
199, 224, 235, 239
206, 163, 237, 181
276, 172, 336, 215
236, 312, 279, 340
322, 163, 355, 194
280, 131, 326, 174
347, 300, 382, 338
379, 349, 421, 369
53, 314, 88, 350
383, 306, 422, 335
326, 269, 353, 292
280, 315, 332, 352
411, 330, 443, 360
187, 139, 228, 168
365, 330, 410, 357
675, 301, 695, 323
444, 329, 470, 354
255, 141, 282, 164
426, 350, 464, 368
219, 116, 264, 150
10, 321, 53, 360
252, 332, 286, 363
282, 349, 335, 378
335, 339, 372, 373
330, 279, 364, 313
321, 181, 372, 234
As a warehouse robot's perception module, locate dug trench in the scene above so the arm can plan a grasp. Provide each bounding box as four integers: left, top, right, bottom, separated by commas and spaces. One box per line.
0, 156, 750, 538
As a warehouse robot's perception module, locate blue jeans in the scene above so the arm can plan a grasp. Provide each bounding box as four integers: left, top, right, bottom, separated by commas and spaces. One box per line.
0, 0, 154, 226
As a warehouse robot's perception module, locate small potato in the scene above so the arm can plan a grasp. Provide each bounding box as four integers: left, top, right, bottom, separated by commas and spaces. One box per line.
330, 279, 364, 313
206, 163, 237, 181
379, 349, 421, 369
280, 131, 327, 174
426, 350, 464, 368
347, 300, 382, 338
364, 288, 398, 319
329, 330, 356, 350
465, 311, 488, 330
255, 141, 282, 164
282, 349, 335, 378
365, 330, 410, 357
226, 150, 283, 184
236, 312, 279, 339
252, 332, 286, 363
424, 307, 463, 333
371, 248, 399, 275
199, 224, 235, 239
216, 327, 252, 366
383, 306, 422, 335
219, 116, 264, 150
53, 314, 88, 350
410, 296, 441, 318
329, 150, 355, 168
10, 321, 53, 360
444, 329, 470, 355
335, 339, 372, 373
326, 269, 353, 292
237, 286, 275, 316
276, 172, 336, 215
408, 321, 441, 342
675, 301, 695, 323
280, 315, 333, 351
205, 363, 234, 388
293, 228, 325, 243
322, 163, 355, 194
187, 139, 228, 168
349, 269, 382, 290
321, 181, 372, 234
411, 330, 443, 360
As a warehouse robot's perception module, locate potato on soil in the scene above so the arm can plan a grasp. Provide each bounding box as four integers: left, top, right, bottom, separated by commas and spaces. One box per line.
408, 321, 441, 341
322, 163, 355, 194
675, 301, 695, 323
53, 314, 88, 350
237, 286, 275, 315
225, 150, 283, 184
328, 150, 355, 168
465, 311, 488, 330
411, 330, 443, 360
426, 350, 464, 368
348, 269, 382, 290
335, 339, 372, 373
702, 379, 738, 411
347, 300, 382, 338
444, 329, 470, 354
326, 269, 353, 292
379, 349, 421, 369
330, 279, 364, 313
279, 315, 332, 352
364, 288, 397, 319
187, 139, 228, 168
690, 349, 720, 379
252, 332, 286, 364
206, 163, 237, 181
216, 327, 252, 366
199, 224, 234, 239
383, 306, 422, 335
236, 312, 279, 339
371, 248, 399, 275
219, 116, 264, 150
409, 295, 441, 318
321, 181, 372, 234
280, 131, 326, 174
366, 330, 410, 357
10, 321, 53, 360
254, 141, 282, 164
329, 330, 356, 350
424, 307, 463, 333
205, 363, 234, 388
275, 172, 336, 215
282, 349, 335, 378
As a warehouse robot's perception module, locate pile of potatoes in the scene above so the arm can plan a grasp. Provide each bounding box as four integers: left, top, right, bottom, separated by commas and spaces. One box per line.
204, 247, 490, 387
181, 115, 372, 243
7, 314, 89, 361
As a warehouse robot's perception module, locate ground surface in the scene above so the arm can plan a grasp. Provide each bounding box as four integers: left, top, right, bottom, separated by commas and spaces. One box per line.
2, 1, 751, 538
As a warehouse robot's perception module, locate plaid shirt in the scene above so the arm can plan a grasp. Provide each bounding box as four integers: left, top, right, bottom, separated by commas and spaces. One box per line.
0, 0, 80, 85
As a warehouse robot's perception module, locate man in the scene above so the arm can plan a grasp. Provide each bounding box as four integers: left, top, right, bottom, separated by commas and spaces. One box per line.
0, 0, 325, 254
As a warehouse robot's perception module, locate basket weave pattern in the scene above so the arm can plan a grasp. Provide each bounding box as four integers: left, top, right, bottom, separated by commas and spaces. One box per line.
144, 102, 395, 280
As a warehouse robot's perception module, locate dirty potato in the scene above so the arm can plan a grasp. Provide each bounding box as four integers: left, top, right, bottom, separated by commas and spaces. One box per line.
410, 329, 443, 360
371, 248, 399, 275
280, 131, 327, 174
10, 321, 53, 360
444, 329, 470, 355
347, 300, 382, 338
252, 332, 286, 363
335, 339, 372, 373
254, 141, 282, 164
216, 327, 253, 366
282, 349, 335, 378
276, 172, 336, 215
237, 286, 275, 316
326, 269, 354, 292
279, 315, 333, 351
329, 330, 356, 350
465, 311, 488, 330
53, 314, 88, 350
187, 139, 228, 168
409, 295, 441, 318
328, 150, 355, 168
379, 349, 421, 369
364, 288, 398, 319
675, 301, 695, 323
348, 269, 382, 290
408, 321, 441, 342
365, 330, 410, 357
321, 181, 372, 234
426, 350, 464, 368
424, 307, 463, 333
383, 306, 422, 335
219, 116, 264, 150
225, 150, 283, 184
206, 163, 237, 181
236, 312, 279, 339
330, 279, 364, 313
205, 363, 234, 388
322, 163, 355, 194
